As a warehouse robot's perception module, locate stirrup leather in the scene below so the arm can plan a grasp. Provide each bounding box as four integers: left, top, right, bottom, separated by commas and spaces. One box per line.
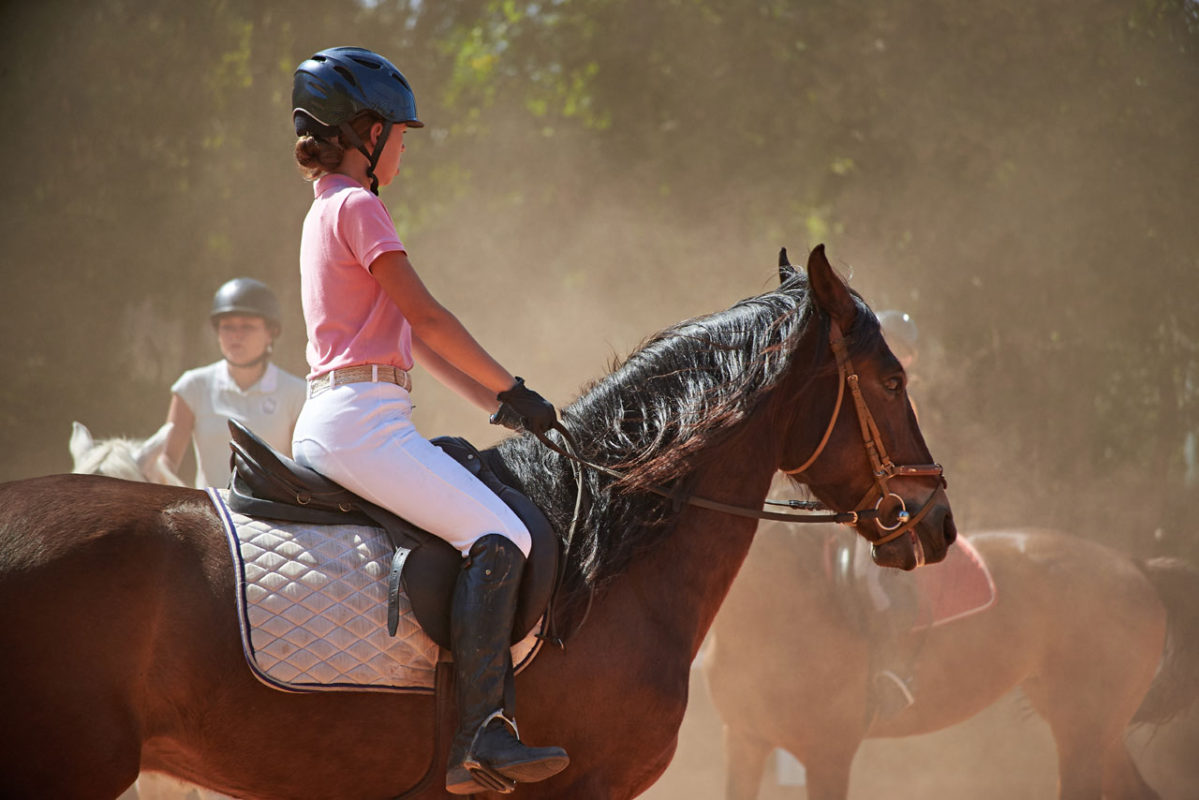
461, 710, 520, 794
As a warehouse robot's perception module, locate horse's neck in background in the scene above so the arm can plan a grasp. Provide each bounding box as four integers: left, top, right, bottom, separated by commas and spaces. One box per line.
69, 421, 184, 486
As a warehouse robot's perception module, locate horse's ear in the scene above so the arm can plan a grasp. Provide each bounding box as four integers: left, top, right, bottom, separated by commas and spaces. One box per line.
69, 421, 94, 463
778, 247, 798, 284
806, 244, 857, 328
135, 422, 185, 486
135, 422, 173, 468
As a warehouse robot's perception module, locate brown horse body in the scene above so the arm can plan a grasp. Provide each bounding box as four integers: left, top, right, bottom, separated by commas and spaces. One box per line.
705, 526, 1199, 800
0, 248, 955, 799
1, 475, 757, 799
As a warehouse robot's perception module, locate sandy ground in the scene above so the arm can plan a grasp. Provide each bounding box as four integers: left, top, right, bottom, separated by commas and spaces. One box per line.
114, 662, 1199, 799
642, 663, 1199, 799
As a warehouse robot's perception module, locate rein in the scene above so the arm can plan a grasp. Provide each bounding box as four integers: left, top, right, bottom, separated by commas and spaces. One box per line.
529, 314, 944, 646
530, 423, 853, 648
534, 317, 944, 543
534, 425, 867, 525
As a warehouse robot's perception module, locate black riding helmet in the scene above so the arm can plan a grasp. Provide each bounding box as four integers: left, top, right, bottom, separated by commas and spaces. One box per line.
293, 46, 423, 194
211, 278, 282, 336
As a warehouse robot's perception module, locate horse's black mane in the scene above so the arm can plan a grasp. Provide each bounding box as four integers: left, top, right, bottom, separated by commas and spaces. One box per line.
495, 269, 881, 620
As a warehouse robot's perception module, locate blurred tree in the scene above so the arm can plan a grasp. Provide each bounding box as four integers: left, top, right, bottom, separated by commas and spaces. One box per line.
0, 0, 476, 475
422, 0, 1199, 559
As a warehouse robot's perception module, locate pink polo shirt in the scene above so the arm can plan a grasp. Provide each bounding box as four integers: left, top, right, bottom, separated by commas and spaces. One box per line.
300, 173, 413, 379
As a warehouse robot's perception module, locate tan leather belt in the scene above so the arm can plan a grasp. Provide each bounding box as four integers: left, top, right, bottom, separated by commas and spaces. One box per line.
308, 364, 412, 398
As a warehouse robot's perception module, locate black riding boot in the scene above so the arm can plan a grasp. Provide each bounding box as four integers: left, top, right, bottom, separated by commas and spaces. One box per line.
445, 535, 569, 795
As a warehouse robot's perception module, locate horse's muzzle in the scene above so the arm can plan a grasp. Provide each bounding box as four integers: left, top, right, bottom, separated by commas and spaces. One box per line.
870, 491, 954, 570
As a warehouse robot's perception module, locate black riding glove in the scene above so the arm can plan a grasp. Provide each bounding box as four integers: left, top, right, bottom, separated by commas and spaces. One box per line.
490, 377, 557, 435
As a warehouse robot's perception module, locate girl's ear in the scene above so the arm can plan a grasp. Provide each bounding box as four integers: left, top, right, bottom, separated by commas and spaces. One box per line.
369, 121, 385, 148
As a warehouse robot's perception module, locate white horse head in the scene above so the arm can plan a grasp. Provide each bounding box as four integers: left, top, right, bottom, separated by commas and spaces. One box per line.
69, 421, 185, 486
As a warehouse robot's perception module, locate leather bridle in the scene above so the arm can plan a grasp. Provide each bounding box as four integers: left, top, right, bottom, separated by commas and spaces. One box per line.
779, 321, 946, 546
527, 316, 947, 646
532, 316, 946, 547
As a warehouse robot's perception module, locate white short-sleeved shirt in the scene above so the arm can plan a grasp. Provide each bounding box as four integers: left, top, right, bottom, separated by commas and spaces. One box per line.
171, 360, 307, 488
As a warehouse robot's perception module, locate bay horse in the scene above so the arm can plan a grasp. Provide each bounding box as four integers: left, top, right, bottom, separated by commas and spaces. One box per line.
704, 525, 1199, 800
0, 245, 954, 799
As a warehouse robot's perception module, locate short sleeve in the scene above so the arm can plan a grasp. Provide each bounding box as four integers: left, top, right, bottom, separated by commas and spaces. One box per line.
338, 191, 406, 271
170, 368, 204, 414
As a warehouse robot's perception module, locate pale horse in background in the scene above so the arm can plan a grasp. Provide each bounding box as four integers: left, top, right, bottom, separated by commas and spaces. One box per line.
69, 421, 234, 800
69, 421, 186, 487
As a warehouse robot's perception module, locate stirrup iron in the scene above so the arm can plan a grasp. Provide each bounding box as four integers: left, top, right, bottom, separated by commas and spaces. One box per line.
461, 710, 521, 793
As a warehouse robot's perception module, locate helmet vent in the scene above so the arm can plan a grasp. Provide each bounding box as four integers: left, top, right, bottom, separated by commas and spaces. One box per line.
351, 56, 383, 70
333, 64, 358, 86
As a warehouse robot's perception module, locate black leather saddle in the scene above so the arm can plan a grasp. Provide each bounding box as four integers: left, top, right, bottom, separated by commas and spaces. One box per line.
224, 420, 558, 649
826, 534, 869, 635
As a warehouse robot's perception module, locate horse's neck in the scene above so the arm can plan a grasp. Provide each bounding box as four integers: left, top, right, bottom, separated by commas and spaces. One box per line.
620, 444, 777, 660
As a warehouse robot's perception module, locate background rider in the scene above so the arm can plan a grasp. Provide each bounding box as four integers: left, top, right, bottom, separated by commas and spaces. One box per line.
160, 277, 306, 488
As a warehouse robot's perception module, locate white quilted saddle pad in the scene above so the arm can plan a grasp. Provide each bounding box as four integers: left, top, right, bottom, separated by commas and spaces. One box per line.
207, 488, 541, 693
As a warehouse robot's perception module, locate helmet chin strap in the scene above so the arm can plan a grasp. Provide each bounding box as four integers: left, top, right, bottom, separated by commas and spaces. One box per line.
338, 120, 393, 195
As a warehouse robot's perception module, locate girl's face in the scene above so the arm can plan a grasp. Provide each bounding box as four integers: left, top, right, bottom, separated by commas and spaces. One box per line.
216, 314, 272, 368
373, 123, 407, 188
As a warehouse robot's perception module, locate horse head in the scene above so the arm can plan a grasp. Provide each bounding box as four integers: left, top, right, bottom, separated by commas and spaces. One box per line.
69, 421, 185, 486
775, 245, 956, 569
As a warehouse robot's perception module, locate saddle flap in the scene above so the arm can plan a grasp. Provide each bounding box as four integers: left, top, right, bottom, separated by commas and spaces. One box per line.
828, 533, 997, 635
825, 533, 868, 633
425, 436, 559, 647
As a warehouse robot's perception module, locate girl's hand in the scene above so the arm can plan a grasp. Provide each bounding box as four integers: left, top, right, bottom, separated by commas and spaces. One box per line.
490, 378, 557, 435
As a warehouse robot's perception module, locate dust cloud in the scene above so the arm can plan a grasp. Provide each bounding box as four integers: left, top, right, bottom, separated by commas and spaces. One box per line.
2, 0, 1199, 797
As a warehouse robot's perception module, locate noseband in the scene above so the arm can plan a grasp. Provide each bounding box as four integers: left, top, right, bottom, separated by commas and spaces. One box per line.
780, 321, 946, 545
529, 313, 947, 646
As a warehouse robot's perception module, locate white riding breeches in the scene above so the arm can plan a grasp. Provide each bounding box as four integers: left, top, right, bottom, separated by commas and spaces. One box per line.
292, 381, 531, 557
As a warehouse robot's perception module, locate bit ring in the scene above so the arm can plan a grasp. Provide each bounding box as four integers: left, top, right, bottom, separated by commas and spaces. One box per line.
875, 492, 910, 532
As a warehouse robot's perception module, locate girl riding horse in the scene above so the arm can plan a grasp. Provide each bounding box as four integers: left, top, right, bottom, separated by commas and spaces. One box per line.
289, 46, 567, 794
161, 278, 306, 489
2, 246, 955, 799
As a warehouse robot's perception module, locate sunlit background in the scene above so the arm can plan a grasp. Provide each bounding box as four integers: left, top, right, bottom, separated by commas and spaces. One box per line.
2, 1, 1198, 796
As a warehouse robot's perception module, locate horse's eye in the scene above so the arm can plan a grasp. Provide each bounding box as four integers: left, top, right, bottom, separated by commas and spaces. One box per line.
883, 376, 903, 393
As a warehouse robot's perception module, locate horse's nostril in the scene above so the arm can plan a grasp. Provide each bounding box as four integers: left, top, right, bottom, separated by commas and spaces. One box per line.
944, 510, 958, 545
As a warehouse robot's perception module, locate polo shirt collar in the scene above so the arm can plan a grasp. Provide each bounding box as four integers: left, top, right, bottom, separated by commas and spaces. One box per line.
218, 361, 278, 395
